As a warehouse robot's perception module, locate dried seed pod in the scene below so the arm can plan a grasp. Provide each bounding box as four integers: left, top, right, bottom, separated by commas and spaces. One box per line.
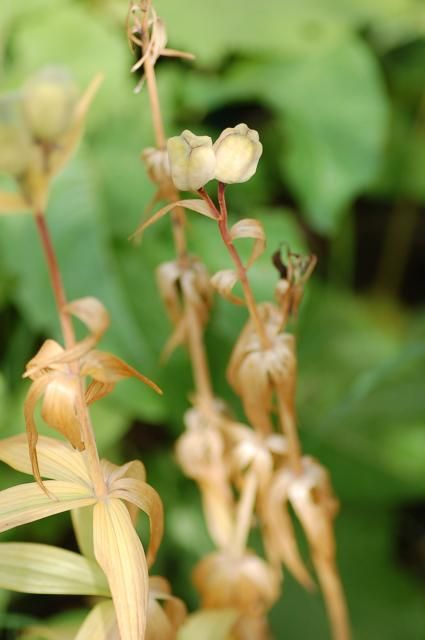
193, 551, 280, 617
214, 123, 262, 184
22, 67, 78, 143
0, 93, 33, 177
167, 130, 216, 191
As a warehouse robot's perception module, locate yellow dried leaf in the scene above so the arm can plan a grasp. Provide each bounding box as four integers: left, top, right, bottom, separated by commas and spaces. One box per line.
0, 481, 95, 533
0, 434, 90, 485
0, 542, 109, 596
93, 499, 148, 640
109, 477, 163, 567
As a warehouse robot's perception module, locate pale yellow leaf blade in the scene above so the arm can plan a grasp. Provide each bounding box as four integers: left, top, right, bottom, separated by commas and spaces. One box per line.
93, 499, 149, 640
177, 609, 238, 640
21, 621, 80, 640
130, 199, 215, 241
110, 477, 164, 567
0, 542, 109, 596
0, 481, 95, 533
210, 269, 244, 306
230, 218, 266, 268
0, 434, 91, 485
71, 506, 95, 559
0, 191, 30, 214
75, 600, 119, 640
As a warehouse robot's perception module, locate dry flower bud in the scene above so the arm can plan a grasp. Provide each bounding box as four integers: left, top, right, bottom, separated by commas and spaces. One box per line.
213, 123, 262, 184
142, 146, 172, 187
23, 67, 78, 143
167, 130, 215, 191
0, 94, 33, 176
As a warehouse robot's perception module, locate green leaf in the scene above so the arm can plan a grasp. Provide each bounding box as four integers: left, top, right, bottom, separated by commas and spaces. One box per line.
0, 542, 109, 596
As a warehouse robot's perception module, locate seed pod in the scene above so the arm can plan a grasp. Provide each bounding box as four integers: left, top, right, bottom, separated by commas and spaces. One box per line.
214, 123, 262, 184
23, 67, 78, 143
0, 93, 32, 176
167, 130, 216, 191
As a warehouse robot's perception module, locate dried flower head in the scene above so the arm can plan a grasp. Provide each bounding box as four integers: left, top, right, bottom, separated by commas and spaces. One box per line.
227, 303, 296, 433
167, 130, 216, 191
193, 550, 280, 617
156, 257, 213, 359
23, 297, 161, 491
213, 123, 263, 184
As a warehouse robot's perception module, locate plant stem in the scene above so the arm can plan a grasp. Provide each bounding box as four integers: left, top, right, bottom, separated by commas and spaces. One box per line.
232, 468, 258, 554
140, 0, 187, 260
275, 381, 302, 475
314, 555, 351, 640
34, 212, 107, 497
139, 2, 217, 413
200, 184, 271, 350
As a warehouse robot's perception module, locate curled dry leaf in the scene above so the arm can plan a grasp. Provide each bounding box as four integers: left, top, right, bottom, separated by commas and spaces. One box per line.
229, 218, 266, 269
210, 269, 244, 306
193, 550, 280, 617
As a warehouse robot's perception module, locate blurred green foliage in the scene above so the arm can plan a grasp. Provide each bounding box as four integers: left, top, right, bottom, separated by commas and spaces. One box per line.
0, 0, 425, 638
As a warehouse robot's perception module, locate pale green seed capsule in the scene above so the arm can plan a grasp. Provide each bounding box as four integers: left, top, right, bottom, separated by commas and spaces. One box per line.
167, 130, 216, 191
0, 93, 32, 176
214, 123, 263, 184
23, 67, 78, 143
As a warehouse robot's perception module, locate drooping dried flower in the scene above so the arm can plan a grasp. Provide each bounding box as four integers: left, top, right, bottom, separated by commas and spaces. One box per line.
227, 303, 295, 434
213, 123, 263, 184
176, 404, 234, 548
23, 296, 161, 491
193, 550, 280, 617
156, 257, 213, 360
